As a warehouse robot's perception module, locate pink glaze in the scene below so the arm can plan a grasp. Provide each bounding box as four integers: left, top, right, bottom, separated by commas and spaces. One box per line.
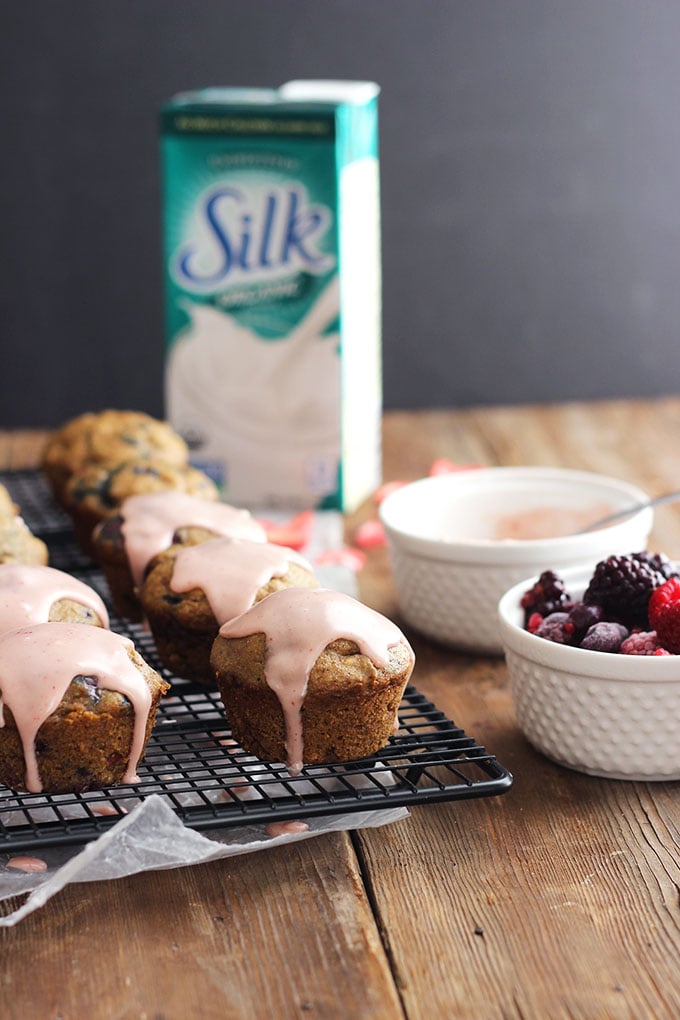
218, 588, 414, 774
170, 538, 314, 625
118, 492, 267, 586
0, 564, 109, 634
0, 623, 153, 792
265, 820, 310, 838
6, 856, 48, 873
493, 503, 613, 541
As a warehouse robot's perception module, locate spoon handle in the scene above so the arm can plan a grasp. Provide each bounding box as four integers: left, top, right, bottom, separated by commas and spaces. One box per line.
578, 489, 680, 533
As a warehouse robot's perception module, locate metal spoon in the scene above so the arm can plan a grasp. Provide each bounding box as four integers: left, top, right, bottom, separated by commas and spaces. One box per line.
577, 489, 680, 533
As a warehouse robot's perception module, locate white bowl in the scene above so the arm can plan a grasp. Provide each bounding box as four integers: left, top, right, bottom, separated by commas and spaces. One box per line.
499, 564, 680, 781
379, 467, 653, 654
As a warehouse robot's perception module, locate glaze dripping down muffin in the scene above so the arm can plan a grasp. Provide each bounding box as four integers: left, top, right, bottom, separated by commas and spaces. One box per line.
141, 537, 318, 683
0, 563, 109, 632
0, 623, 169, 794
93, 491, 267, 621
211, 588, 415, 773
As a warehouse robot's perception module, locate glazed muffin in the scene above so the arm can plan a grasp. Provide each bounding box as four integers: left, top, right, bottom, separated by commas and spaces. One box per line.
92, 491, 267, 621
63, 460, 219, 558
0, 564, 109, 633
41, 409, 190, 507
0, 623, 169, 794
211, 588, 415, 773
141, 538, 318, 683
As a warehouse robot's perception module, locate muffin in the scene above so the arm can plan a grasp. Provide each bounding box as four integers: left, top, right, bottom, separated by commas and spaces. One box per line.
63, 460, 219, 558
0, 623, 169, 794
41, 409, 190, 507
93, 491, 267, 621
0, 563, 109, 633
0, 515, 48, 567
211, 588, 415, 773
141, 537, 318, 683
0, 484, 18, 518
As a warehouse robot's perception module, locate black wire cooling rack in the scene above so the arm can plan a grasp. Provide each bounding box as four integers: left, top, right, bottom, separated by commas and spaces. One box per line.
0, 470, 513, 852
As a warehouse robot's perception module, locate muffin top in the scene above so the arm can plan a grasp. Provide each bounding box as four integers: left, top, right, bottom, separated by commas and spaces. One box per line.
0, 517, 49, 567
94, 490, 266, 586
142, 537, 317, 627
0, 484, 18, 519
64, 460, 219, 519
213, 588, 415, 773
41, 410, 189, 493
0, 623, 167, 793
0, 563, 109, 632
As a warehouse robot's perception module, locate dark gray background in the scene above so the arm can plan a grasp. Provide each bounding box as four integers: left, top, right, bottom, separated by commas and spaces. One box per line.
2, 0, 680, 427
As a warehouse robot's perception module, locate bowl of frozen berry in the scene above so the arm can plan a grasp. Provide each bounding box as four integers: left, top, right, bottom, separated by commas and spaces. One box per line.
379, 466, 653, 653
498, 551, 680, 780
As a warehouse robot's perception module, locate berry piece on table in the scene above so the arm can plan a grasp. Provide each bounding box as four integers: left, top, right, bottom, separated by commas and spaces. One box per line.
648, 577, 680, 653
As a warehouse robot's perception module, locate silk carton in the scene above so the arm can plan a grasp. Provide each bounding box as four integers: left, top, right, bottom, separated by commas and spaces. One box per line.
160, 81, 382, 510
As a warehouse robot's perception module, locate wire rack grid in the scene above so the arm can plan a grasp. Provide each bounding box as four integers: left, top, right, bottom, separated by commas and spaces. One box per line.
0, 470, 513, 852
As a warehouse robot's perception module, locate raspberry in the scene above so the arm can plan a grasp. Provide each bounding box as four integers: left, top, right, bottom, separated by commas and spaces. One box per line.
535, 612, 572, 644
583, 552, 673, 628
648, 578, 680, 653
620, 630, 668, 655
580, 622, 629, 652
520, 571, 571, 626
526, 612, 544, 634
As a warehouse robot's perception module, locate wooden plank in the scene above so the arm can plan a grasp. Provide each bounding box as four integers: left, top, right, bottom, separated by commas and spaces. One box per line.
1, 832, 405, 1020
352, 397, 680, 1018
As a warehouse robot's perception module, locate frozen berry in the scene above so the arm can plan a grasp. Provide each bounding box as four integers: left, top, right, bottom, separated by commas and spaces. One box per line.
648, 578, 680, 653
620, 630, 668, 655
634, 551, 678, 582
526, 612, 544, 634
580, 621, 629, 652
565, 601, 603, 642
535, 612, 572, 644
520, 571, 571, 626
583, 553, 673, 628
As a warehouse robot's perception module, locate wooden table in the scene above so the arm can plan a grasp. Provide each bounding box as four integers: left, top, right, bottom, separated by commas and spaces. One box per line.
3, 397, 680, 1019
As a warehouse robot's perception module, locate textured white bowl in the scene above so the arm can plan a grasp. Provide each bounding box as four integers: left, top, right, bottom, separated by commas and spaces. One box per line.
379, 467, 653, 654
499, 565, 680, 781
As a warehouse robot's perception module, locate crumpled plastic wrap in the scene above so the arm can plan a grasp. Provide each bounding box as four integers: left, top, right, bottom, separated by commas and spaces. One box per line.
0, 795, 408, 927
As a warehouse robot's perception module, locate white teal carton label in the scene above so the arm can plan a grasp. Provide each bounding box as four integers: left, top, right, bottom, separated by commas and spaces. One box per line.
160, 81, 381, 511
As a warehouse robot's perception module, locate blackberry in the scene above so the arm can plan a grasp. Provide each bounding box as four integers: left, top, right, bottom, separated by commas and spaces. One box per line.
520, 570, 571, 626
583, 552, 674, 628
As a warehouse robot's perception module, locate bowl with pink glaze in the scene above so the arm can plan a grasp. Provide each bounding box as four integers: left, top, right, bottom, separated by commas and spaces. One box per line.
499, 564, 680, 780
379, 467, 653, 654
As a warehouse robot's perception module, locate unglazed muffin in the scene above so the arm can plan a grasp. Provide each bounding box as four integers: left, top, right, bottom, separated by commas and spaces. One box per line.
0, 484, 48, 566
92, 491, 267, 621
41, 409, 190, 507
0, 484, 18, 518
0, 515, 48, 567
141, 538, 318, 683
63, 460, 219, 558
211, 588, 415, 773
0, 623, 169, 794
0, 564, 109, 633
